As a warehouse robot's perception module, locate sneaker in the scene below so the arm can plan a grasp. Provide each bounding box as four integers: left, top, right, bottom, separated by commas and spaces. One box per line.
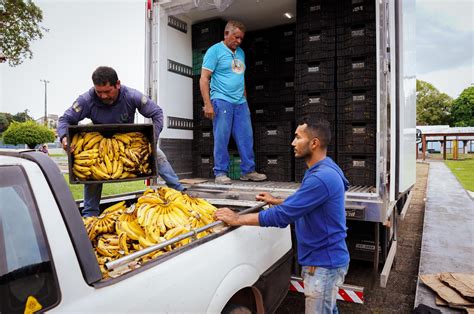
215, 174, 232, 185
240, 171, 267, 182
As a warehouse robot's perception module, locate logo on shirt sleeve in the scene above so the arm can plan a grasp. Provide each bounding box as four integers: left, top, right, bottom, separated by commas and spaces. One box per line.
72, 101, 82, 112
141, 95, 148, 106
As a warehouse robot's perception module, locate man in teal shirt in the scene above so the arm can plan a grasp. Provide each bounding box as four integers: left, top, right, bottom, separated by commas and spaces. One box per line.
200, 20, 266, 185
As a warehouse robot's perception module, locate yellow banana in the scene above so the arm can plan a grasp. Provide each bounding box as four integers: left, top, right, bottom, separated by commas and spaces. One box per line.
118, 232, 129, 254
113, 133, 133, 145
74, 158, 96, 166
107, 138, 114, 161
83, 132, 101, 143
104, 154, 113, 174
84, 134, 103, 150
73, 164, 91, 173
73, 168, 88, 180
102, 201, 126, 215
111, 138, 120, 160
71, 133, 80, 147
91, 165, 110, 179
111, 160, 124, 179
74, 138, 85, 154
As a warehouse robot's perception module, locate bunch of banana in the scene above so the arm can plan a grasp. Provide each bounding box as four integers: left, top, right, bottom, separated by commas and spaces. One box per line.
70, 131, 153, 181
84, 189, 223, 279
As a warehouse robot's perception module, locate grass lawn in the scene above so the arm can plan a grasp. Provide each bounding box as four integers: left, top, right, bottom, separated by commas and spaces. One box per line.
64, 174, 148, 200
444, 157, 474, 192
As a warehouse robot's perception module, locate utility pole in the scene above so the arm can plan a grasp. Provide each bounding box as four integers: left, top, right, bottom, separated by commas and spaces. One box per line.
40, 79, 50, 127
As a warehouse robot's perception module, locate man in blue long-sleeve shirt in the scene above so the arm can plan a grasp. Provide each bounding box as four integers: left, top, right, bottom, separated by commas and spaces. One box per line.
215, 118, 350, 313
57, 66, 185, 217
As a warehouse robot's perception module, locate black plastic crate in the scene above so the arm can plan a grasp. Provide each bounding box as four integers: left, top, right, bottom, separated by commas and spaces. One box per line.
337, 55, 376, 89
336, 0, 376, 25
272, 78, 295, 104
193, 154, 214, 178
246, 81, 273, 104
192, 48, 208, 75
295, 91, 336, 115
192, 19, 226, 49
296, 28, 336, 61
338, 153, 376, 186
246, 58, 274, 79
245, 31, 272, 57
294, 151, 336, 182
256, 152, 294, 182
274, 54, 296, 78
255, 121, 294, 153
337, 88, 376, 122
297, 0, 336, 30
337, 122, 376, 154
273, 24, 296, 52
336, 23, 376, 57
193, 127, 214, 154
346, 220, 391, 263
295, 59, 335, 91
251, 103, 295, 123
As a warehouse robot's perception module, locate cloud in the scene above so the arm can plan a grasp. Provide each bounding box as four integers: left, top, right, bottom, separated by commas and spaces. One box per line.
416, 0, 474, 74
418, 64, 473, 98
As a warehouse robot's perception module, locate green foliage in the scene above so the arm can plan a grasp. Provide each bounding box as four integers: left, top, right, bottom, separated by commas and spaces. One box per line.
0, 113, 9, 132
2, 120, 55, 148
12, 110, 33, 122
0, 0, 48, 66
416, 80, 453, 125
64, 174, 147, 200
451, 86, 474, 127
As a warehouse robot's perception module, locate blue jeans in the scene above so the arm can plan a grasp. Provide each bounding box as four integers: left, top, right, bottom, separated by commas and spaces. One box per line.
82, 146, 184, 217
212, 98, 256, 176
302, 264, 349, 314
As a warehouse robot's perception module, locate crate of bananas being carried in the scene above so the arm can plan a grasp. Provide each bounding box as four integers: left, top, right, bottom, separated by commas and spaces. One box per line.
67, 124, 158, 184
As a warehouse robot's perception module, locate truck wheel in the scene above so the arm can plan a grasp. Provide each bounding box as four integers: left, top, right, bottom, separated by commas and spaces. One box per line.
222, 303, 252, 314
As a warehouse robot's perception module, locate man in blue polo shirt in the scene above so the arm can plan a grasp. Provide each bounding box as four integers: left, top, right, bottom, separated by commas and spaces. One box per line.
200, 20, 266, 185
215, 118, 350, 313
57, 66, 186, 217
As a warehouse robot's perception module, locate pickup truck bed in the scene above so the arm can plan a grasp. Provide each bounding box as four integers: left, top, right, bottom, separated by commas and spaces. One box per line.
0, 150, 292, 313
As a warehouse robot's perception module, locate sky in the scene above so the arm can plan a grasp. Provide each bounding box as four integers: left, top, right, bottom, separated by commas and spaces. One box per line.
0, 0, 473, 120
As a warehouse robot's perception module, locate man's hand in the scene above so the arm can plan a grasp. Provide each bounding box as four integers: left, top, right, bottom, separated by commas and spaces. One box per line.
203, 103, 215, 120
256, 192, 283, 205
214, 207, 240, 226
61, 137, 74, 153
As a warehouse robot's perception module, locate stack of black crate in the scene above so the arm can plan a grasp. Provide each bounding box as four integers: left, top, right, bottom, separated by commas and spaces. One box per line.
336, 0, 377, 186
246, 25, 296, 181
294, 0, 337, 182
191, 19, 226, 178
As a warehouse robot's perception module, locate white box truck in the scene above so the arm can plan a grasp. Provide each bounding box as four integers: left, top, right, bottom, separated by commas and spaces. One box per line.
145, 0, 416, 290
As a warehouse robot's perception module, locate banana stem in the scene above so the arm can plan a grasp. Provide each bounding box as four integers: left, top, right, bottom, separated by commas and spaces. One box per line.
105, 201, 267, 270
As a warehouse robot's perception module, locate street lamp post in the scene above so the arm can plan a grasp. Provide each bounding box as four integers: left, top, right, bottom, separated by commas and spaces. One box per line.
40, 79, 50, 127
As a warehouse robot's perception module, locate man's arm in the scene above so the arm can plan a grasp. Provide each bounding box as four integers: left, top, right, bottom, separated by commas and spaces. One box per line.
256, 192, 284, 205
200, 68, 214, 120
137, 95, 164, 140
214, 208, 260, 226
57, 99, 88, 151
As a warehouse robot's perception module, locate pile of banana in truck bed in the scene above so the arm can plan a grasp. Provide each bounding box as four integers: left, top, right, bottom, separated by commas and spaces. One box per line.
83, 187, 220, 278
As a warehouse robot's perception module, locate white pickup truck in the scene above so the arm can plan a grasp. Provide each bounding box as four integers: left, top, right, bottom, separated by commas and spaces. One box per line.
0, 150, 293, 313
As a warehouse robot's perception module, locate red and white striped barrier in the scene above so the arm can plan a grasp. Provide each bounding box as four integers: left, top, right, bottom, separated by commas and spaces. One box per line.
289, 277, 364, 304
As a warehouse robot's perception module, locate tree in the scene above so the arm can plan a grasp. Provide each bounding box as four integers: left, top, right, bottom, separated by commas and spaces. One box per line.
2, 120, 55, 148
12, 110, 33, 122
0, 113, 9, 132
451, 86, 474, 127
416, 80, 453, 125
0, 0, 48, 66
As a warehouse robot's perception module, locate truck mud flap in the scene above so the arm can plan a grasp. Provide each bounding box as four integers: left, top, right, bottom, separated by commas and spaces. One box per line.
253, 249, 293, 313
289, 276, 364, 304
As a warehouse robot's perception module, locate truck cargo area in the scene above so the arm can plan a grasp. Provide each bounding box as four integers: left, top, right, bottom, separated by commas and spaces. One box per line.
147, 0, 416, 287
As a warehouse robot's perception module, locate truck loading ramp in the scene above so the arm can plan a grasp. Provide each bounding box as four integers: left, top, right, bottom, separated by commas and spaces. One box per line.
414, 161, 474, 313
